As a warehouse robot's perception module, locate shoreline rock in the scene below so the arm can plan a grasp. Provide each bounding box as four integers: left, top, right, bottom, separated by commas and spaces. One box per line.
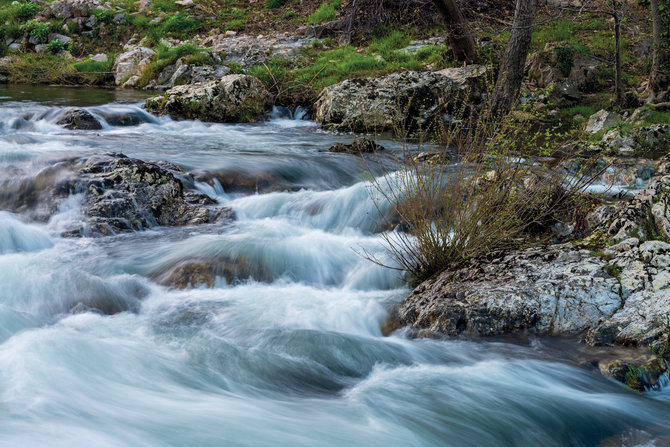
145, 74, 271, 122
390, 169, 670, 390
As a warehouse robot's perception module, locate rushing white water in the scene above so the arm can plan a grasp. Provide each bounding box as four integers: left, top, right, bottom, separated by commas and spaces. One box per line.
0, 85, 669, 447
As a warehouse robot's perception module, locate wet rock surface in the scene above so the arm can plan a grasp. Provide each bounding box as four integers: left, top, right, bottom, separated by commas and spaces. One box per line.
55, 108, 102, 130
0, 153, 232, 236
328, 137, 385, 155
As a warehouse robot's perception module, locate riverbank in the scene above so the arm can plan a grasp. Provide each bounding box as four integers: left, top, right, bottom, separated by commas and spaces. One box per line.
1, 85, 670, 445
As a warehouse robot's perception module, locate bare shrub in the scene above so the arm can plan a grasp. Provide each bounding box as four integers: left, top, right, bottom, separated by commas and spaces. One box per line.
365, 99, 606, 283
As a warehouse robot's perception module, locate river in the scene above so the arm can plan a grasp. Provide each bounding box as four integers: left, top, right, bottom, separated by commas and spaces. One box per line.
0, 85, 669, 447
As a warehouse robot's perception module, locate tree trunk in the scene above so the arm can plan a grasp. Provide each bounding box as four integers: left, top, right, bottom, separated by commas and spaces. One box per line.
648, 0, 670, 102
613, 7, 624, 104
491, 0, 538, 114
430, 0, 478, 63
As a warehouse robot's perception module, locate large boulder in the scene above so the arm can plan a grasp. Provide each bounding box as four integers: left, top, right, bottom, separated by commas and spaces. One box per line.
314, 71, 458, 131
527, 44, 600, 89
113, 47, 156, 87
435, 64, 490, 101
392, 245, 622, 337
586, 239, 670, 358
599, 173, 670, 242
0, 153, 232, 236
152, 58, 231, 90
585, 109, 622, 134
145, 74, 271, 122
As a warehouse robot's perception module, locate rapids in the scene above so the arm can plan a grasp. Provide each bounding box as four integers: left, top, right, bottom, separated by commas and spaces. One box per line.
0, 85, 669, 447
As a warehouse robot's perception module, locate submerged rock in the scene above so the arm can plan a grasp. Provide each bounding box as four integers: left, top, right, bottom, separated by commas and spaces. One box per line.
145, 74, 271, 122
0, 153, 232, 236
55, 109, 102, 130
599, 357, 669, 392
314, 71, 458, 131
151, 256, 270, 289
328, 137, 385, 155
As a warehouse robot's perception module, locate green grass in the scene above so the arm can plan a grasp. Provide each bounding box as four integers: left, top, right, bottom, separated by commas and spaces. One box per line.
307, 0, 341, 26
562, 105, 599, 118
646, 110, 670, 125
74, 57, 115, 73
152, 0, 179, 12
161, 13, 205, 35
26, 20, 52, 44
531, 21, 575, 49
0, 1, 38, 22
248, 31, 449, 101
92, 8, 114, 24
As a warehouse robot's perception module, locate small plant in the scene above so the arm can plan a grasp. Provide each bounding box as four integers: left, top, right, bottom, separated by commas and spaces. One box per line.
26, 20, 51, 43
45, 39, 68, 55
161, 13, 204, 34
265, 0, 286, 9
14, 1, 39, 21
225, 19, 245, 31
92, 8, 114, 24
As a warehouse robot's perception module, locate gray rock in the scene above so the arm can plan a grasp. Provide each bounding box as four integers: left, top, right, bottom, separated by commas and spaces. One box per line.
34, 44, 47, 53
601, 129, 635, 155
586, 109, 622, 134
203, 34, 314, 69
393, 245, 622, 337
112, 47, 155, 86
55, 109, 102, 130
526, 45, 600, 99
145, 74, 271, 122
90, 53, 108, 62
48, 33, 72, 44
314, 71, 457, 131
45, 0, 101, 19
601, 174, 670, 242
435, 64, 490, 101
154, 58, 231, 90
304, 19, 346, 38
8, 43, 21, 53
0, 153, 231, 237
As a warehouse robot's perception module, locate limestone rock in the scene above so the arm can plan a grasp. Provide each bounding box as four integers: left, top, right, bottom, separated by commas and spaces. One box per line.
435, 65, 490, 101
314, 71, 456, 131
48, 33, 71, 44
586, 110, 622, 134
145, 74, 271, 122
90, 53, 108, 62
393, 245, 622, 337
45, 0, 101, 19
113, 47, 155, 86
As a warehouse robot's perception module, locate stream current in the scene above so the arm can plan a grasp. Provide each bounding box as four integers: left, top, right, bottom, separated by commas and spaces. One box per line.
0, 85, 669, 447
